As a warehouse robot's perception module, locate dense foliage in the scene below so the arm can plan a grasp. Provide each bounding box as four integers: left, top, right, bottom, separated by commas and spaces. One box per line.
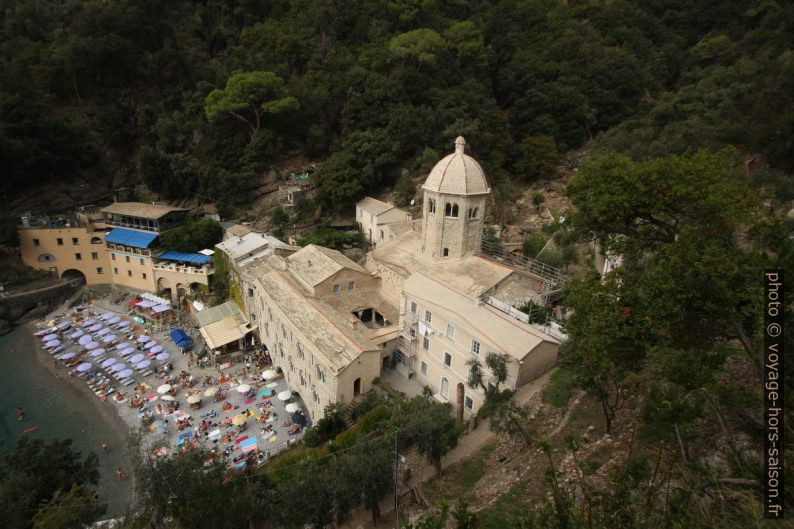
2, 0, 792, 214
158, 216, 223, 252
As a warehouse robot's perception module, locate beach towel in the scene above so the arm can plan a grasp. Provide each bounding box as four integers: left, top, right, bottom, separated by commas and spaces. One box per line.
235, 435, 249, 445
244, 397, 256, 404
145, 394, 157, 400
268, 435, 277, 442
218, 362, 232, 370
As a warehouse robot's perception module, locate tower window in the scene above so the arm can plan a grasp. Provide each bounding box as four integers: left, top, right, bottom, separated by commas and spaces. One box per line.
442, 248, 449, 257
428, 198, 436, 213
468, 207, 479, 219
445, 203, 459, 218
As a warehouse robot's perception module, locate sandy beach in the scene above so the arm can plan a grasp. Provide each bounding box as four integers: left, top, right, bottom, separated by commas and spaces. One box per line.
32, 291, 309, 477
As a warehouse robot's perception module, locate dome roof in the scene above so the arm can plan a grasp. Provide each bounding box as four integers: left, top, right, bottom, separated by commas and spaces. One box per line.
422, 136, 490, 195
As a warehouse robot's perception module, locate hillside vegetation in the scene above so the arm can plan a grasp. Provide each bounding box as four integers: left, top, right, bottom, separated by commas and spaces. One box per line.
1, 0, 792, 219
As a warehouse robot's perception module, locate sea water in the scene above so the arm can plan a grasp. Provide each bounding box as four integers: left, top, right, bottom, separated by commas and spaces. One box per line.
0, 325, 133, 516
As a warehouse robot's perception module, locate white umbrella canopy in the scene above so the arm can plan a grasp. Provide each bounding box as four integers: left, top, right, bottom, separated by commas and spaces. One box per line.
204, 386, 219, 397
236, 384, 251, 394
285, 402, 301, 413
232, 414, 247, 426
187, 394, 201, 404
277, 391, 291, 401
157, 384, 172, 394
160, 395, 176, 402
261, 369, 278, 380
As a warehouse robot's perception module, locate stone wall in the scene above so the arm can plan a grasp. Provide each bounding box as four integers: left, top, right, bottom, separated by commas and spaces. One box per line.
0, 278, 83, 333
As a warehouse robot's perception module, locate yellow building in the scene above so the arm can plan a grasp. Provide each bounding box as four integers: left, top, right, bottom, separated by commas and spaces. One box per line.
19, 202, 214, 299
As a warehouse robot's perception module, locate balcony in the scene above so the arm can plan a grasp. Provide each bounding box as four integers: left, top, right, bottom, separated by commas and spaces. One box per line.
399, 311, 418, 341
153, 262, 214, 276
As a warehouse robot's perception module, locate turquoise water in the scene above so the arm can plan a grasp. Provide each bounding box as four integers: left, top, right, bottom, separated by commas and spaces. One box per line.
0, 325, 133, 516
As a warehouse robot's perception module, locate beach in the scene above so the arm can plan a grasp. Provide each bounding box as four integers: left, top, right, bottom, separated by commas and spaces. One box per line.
0, 325, 134, 515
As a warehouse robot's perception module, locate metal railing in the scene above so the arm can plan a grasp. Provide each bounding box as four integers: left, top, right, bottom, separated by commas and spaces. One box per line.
478, 239, 566, 303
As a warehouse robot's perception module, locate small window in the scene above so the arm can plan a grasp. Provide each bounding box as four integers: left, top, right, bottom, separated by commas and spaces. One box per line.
348, 281, 355, 291
422, 336, 430, 351
446, 324, 454, 339
56, 238, 63, 246
91, 252, 98, 260
333, 284, 340, 294
33, 239, 40, 247
72, 237, 79, 245
428, 198, 436, 213
420, 361, 427, 375
139, 258, 144, 265
424, 309, 432, 323
125, 255, 130, 263
142, 273, 147, 279
248, 288, 254, 298
96, 267, 103, 274
91, 237, 102, 244
380, 230, 384, 240
127, 270, 132, 277
410, 327, 417, 338
440, 377, 449, 399
410, 301, 417, 314
74, 253, 82, 261
471, 339, 480, 355
465, 396, 473, 410
444, 352, 452, 367
111, 254, 116, 261
113, 267, 118, 274
443, 248, 449, 257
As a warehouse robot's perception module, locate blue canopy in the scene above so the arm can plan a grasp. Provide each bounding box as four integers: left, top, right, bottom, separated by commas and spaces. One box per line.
169, 329, 192, 350
105, 228, 158, 249
158, 251, 212, 265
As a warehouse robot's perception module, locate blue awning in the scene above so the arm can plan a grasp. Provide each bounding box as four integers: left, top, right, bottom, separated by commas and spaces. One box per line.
158, 251, 212, 265
169, 329, 192, 350
105, 228, 158, 249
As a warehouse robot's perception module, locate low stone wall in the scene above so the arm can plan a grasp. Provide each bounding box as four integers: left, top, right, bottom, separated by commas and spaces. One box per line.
0, 278, 83, 333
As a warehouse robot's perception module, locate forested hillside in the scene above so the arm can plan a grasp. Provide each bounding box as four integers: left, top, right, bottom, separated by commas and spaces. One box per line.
1, 0, 792, 218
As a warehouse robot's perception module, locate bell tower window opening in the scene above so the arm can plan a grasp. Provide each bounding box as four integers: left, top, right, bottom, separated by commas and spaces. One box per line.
428, 198, 436, 213
445, 203, 459, 218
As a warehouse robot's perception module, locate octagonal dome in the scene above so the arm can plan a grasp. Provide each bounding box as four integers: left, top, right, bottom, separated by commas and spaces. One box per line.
421, 136, 490, 195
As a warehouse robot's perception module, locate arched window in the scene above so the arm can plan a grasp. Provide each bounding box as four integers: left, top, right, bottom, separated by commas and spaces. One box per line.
90, 237, 102, 244
440, 377, 449, 399
428, 198, 436, 213
37, 253, 56, 262
444, 202, 451, 216
451, 204, 459, 217
468, 207, 479, 219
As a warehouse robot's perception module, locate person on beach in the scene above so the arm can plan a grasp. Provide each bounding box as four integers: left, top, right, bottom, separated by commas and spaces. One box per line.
17, 407, 25, 421
101, 443, 108, 452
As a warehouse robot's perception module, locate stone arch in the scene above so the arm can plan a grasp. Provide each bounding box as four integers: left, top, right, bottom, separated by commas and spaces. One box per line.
37, 253, 56, 262
61, 269, 86, 284
90, 236, 102, 244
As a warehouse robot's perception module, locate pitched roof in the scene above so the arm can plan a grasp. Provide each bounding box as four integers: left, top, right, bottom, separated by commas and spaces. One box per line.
199, 317, 252, 350
215, 232, 291, 263
286, 245, 369, 287
101, 202, 187, 219
195, 300, 246, 327
356, 196, 393, 216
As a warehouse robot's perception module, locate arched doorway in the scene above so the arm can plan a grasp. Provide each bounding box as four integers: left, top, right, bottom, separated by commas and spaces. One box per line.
353, 378, 361, 397
456, 383, 465, 422
157, 277, 172, 299
60, 269, 86, 285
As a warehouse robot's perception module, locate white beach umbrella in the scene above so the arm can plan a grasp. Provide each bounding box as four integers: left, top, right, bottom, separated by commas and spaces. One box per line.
157, 384, 172, 394
236, 384, 251, 394
277, 391, 291, 401
285, 402, 301, 413
261, 369, 278, 380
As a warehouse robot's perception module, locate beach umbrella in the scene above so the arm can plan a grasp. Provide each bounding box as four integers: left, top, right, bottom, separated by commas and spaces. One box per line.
76, 362, 92, 373
236, 384, 251, 394
60, 352, 76, 360
138, 335, 152, 343
157, 384, 172, 394
204, 386, 219, 397
187, 394, 201, 404
96, 328, 110, 337
81, 319, 95, 327
55, 352, 70, 359
79, 335, 93, 346
69, 330, 84, 339
43, 333, 58, 341
110, 362, 126, 372
277, 391, 291, 401
56, 321, 71, 329
44, 339, 60, 348
155, 352, 170, 362
118, 369, 134, 379
150, 345, 164, 354
261, 369, 278, 380
136, 360, 151, 369
88, 324, 101, 332
101, 358, 117, 368
285, 402, 301, 413
120, 347, 136, 357
102, 334, 117, 344
232, 414, 247, 426
161, 395, 175, 402
108, 316, 121, 324
144, 340, 158, 349
130, 353, 145, 363
117, 321, 131, 328
114, 342, 131, 350
100, 312, 114, 321
83, 341, 99, 350
89, 348, 105, 357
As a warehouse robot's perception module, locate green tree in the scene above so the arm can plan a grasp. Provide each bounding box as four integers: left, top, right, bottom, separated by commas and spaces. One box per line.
409, 401, 459, 477
515, 136, 559, 181
531, 192, 546, 213
388, 29, 446, 66
204, 71, 298, 140
466, 352, 510, 400
31, 485, 105, 529
522, 232, 546, 258
489, 400, 534, 446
